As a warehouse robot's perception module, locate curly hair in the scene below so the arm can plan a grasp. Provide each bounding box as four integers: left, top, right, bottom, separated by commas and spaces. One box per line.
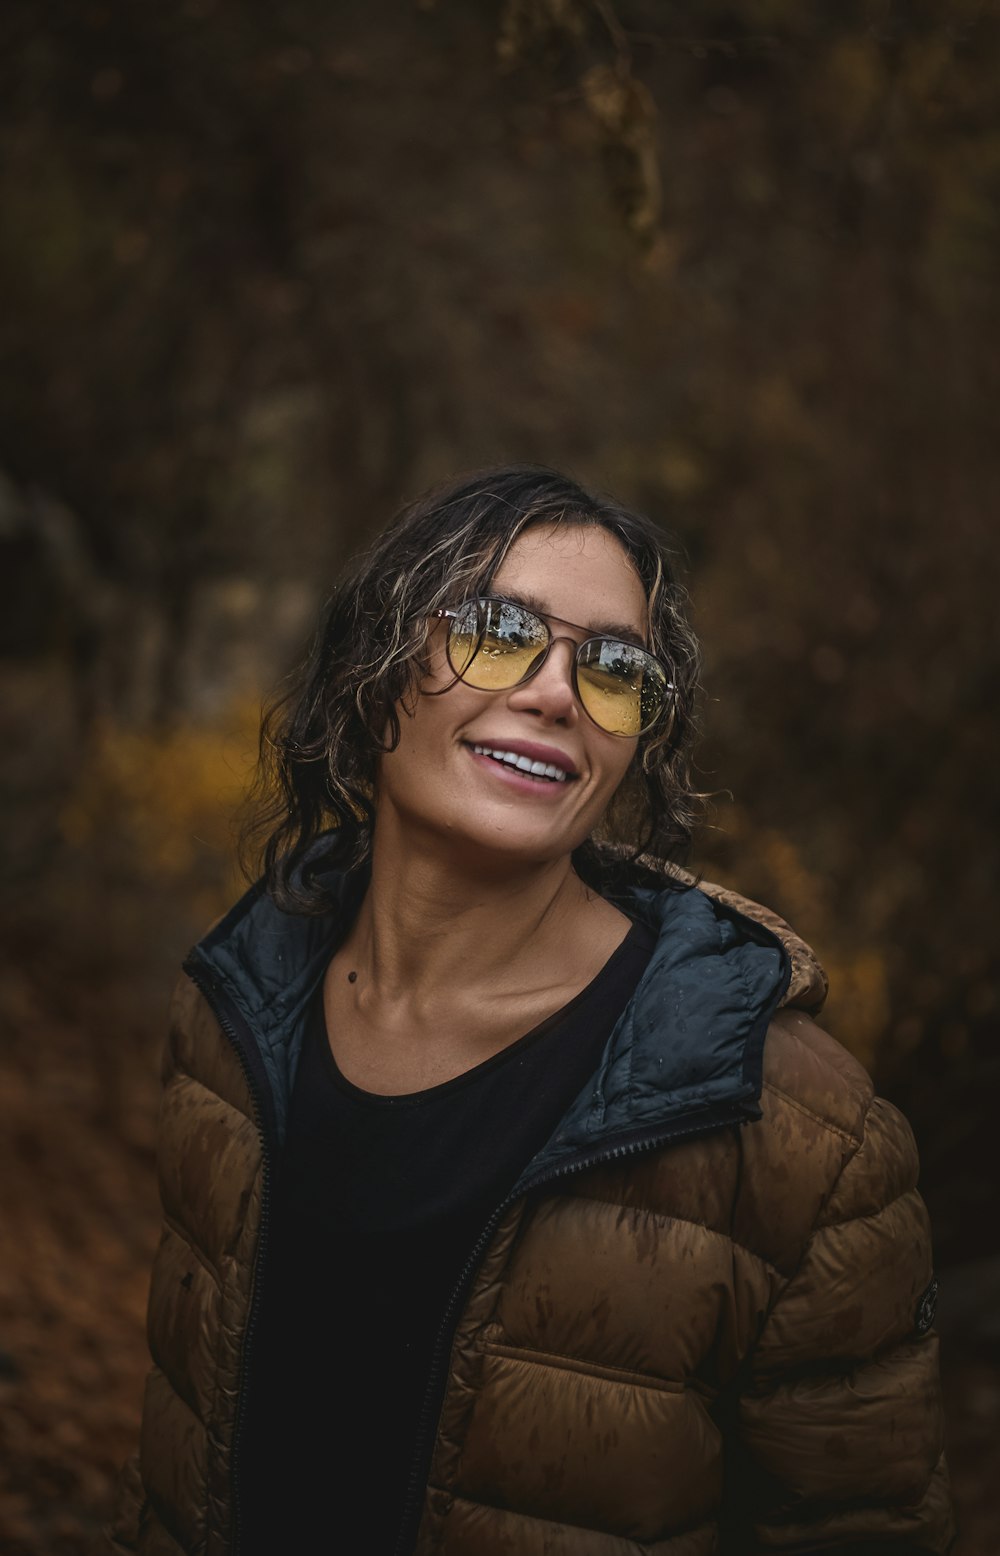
241, 465, 702, 911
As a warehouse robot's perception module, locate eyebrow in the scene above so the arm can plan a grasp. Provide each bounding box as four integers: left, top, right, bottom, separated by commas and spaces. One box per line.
495, 589, 648, 648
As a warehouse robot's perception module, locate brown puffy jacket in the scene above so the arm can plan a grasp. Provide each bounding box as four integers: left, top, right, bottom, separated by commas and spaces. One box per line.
106, 861, 956, 1555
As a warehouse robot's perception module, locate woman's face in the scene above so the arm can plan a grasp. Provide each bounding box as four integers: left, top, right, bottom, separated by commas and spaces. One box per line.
376, 522, 649, 870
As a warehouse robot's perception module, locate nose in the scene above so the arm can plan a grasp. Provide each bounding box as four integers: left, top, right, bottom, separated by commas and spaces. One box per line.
505, 636, 580, 726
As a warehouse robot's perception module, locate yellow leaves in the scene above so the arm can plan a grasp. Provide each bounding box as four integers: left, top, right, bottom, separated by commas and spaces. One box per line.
58, 705, 259, 891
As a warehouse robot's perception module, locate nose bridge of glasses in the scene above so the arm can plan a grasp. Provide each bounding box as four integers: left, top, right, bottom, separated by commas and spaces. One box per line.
514, 631, 579, 698
516, 631, 587, 715
539, 631, 582, 676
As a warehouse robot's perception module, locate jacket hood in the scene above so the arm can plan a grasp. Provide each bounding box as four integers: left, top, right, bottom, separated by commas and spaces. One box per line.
184, 854, 825, 1178
677, 875, 827, 1013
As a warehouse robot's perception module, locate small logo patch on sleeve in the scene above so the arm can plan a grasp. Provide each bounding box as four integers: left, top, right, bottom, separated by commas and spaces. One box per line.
915, 1276, 939, 1334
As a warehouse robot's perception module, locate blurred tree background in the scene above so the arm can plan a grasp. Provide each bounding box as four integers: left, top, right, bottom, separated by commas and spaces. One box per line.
1, 0, 998, 1549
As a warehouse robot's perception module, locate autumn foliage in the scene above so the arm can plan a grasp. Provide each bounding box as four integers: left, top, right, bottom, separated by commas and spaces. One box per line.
1, 2, 998, 1550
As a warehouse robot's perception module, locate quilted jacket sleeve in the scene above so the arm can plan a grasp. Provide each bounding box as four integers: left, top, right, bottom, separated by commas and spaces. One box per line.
729, 1094, 955, 1554
101, 1449, 144, 1552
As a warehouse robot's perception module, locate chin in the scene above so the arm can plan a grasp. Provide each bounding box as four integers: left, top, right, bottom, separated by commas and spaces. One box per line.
446, 815, 588, 870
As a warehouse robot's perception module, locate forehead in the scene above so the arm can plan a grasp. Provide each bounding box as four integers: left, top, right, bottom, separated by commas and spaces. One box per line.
490, 523, 648, 636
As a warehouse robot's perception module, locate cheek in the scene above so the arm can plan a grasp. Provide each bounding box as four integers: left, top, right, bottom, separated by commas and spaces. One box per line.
593, 739, 638, 798
379, 682, 467, 797
388, 704, 438, 785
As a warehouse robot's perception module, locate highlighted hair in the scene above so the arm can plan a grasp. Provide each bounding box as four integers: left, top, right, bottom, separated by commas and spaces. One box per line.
242, 465, 702, 911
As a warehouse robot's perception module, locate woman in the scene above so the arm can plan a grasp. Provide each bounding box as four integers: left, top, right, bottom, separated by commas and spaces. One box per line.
107, 467, 954, 1555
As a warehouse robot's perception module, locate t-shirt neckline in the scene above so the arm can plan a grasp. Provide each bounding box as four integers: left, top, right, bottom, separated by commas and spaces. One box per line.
316, 916, 655, 1108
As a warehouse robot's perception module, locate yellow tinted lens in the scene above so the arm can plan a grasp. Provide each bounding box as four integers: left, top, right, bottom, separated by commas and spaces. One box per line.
446, 601, 483, 677
448, 601, 547, 689
578, 640, 667, 735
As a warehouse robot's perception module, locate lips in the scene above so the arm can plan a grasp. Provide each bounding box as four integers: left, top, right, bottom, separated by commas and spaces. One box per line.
472, 744, 569, 782
463, 738, 580, 785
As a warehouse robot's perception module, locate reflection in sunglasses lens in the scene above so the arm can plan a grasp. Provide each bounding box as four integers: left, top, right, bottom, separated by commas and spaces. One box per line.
447, 599, 667, 735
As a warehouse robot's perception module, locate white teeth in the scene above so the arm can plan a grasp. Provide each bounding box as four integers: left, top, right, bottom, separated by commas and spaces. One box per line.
470, 744, 570, 782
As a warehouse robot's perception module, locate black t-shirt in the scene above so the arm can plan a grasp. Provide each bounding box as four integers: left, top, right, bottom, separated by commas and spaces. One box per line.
240, 917, 655, 1554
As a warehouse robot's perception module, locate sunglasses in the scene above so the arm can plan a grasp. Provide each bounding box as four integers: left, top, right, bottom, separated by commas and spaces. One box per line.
432, 597, 673, 737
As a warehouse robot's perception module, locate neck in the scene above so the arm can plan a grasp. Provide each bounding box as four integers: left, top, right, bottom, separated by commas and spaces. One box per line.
339, 815, 624, 1029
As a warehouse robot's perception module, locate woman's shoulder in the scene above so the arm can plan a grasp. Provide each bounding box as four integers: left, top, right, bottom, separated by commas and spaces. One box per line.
693, 871, 900, 1157
760, 1005, 876, 1148
744, 1008, 921, 1277
688, 874, 921, 1249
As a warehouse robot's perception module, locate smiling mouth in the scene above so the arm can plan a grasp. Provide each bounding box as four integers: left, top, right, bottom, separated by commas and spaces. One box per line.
469, 743, 574, 783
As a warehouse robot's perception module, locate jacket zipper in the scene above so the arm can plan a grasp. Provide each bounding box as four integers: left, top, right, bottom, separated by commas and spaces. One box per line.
392, 1101, 752, 1556
186, 954, 760, 1556
182, 960, 278, 1556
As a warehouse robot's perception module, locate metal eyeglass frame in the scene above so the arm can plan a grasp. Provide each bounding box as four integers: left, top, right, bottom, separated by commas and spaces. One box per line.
431, 597, 673, 737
